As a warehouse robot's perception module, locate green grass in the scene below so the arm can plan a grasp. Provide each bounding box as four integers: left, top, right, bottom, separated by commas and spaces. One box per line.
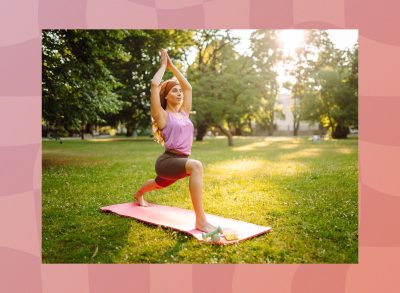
42, 135, 358, 264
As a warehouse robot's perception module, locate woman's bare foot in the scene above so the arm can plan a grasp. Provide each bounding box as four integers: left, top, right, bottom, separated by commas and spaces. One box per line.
196, 221, 217, 233
134, 193, 149, 207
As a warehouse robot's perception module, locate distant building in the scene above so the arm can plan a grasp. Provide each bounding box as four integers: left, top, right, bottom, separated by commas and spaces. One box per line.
255, 93, 320, 136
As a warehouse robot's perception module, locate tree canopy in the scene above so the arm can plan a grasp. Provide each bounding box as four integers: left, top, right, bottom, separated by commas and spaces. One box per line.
285, 30, 358, 138
42, 29, 358, 143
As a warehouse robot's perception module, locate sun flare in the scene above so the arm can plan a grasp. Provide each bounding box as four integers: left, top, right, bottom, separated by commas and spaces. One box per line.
278, 30, 305, 56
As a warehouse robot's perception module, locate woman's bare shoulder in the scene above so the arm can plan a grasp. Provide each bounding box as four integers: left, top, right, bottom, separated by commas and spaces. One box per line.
155, 109, 168, 129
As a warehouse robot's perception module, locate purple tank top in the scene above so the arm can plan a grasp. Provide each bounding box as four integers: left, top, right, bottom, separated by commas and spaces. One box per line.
162, 110, 194, 155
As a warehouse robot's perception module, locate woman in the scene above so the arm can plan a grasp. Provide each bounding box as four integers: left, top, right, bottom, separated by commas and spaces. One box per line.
134, 49, 216, 233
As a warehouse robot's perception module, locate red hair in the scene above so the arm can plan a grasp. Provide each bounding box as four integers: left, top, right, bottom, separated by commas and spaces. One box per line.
152, 79, 179, 145
159, 79, 179, 110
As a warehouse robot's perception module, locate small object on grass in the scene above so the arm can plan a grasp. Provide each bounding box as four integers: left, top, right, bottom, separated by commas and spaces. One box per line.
223, 230, 239, 241
202, 226, 222, 241
312, 135, 320, 142
211, 233, 221, 242
91, 245, 99, 258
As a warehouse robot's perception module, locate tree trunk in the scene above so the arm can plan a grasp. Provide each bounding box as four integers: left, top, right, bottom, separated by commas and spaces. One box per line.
126, 125, 134, 137
268, 125, 274, 136
248, 118, 253, 136
331, 124, 349, 139
268, 113, 275, 136
293, 119, 299, 136
196, 124, 208, 141
235, 126, 242, 136
319, 123, 325, 136
216, 124, 233, 146
85, 123, 93, 134
80, 123, 85, 140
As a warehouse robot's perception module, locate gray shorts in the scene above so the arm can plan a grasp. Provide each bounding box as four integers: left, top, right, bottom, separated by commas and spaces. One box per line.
155, 151, 190, 187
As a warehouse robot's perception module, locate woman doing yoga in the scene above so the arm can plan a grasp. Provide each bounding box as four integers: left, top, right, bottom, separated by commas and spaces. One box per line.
134, 49, 216, 233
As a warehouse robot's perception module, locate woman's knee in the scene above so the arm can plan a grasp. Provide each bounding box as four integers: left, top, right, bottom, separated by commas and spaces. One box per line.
185, 159, 203, 175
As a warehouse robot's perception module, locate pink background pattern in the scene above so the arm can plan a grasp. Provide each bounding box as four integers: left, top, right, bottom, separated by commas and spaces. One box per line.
1, 0, 399, 291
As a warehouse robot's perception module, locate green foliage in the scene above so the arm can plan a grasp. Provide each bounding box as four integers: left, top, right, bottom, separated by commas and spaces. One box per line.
42, 30, 126, 135
286, 31, 358, 138
188, 30, 283, 144
190, 44, 258, 127
250, 30, 283, 134
188, 30, 247, 141
42, 29, 194, 137
42, 29, 357, 141
104, 30, 195, 135
284, 46, 312, 135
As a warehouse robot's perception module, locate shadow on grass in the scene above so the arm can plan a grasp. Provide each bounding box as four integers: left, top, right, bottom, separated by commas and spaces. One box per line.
42, 155, 103, 168
43, 136, 358, 263
161, 230, 190, 261
88, 138, 154, 143
42, 210, 133, 264
44, 136, 353, 171
196, 137, 357, 171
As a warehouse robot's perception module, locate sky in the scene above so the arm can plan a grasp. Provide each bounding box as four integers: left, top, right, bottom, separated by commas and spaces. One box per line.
231, 29, 358, 55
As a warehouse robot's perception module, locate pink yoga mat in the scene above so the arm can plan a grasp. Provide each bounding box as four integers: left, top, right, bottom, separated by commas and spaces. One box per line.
101, 202, 271, 245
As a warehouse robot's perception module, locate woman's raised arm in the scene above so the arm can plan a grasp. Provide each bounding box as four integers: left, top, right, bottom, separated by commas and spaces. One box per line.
166, 52, 192, 115
150, 50, 168, 128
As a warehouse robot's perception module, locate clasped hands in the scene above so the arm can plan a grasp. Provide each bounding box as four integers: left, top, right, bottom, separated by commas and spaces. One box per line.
160, 48, 174, 69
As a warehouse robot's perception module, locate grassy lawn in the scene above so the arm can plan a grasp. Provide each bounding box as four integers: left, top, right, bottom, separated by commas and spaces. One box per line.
42, 135, 358, 264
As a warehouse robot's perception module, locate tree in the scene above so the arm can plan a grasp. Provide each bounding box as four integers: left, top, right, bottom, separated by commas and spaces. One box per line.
250, 30, 283, 136
284, 46, 314, 136
104, 30, 194, 136
188, 30, 259, 146
42, 30, 195, 138
42, 30, 128, 139
346, 45, 358, 129
293, 31, 358, 138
